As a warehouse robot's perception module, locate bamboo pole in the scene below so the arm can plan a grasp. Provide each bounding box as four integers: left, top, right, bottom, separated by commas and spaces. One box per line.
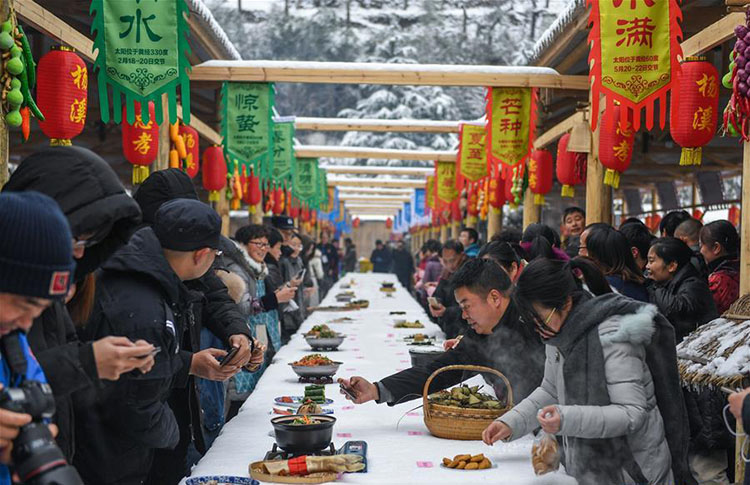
487, 207, 503, 239
155, 94, 171, 172
585, 96, 610, 225
522, 189, 540, 229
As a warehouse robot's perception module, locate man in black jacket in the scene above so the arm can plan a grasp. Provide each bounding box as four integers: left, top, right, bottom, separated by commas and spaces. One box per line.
338, 258, 544, 408
75, 199, 238, 484
428, 240, 469, 338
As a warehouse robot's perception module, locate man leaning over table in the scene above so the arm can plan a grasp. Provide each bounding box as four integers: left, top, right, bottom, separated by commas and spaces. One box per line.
338, 258, 544, 409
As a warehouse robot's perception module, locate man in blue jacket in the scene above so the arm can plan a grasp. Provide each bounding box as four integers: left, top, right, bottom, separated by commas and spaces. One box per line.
0, 191, 76, 484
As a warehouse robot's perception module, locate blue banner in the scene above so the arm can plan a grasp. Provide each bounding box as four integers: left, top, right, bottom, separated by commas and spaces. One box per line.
414, 189, 425, 217
403, 202, 411, 225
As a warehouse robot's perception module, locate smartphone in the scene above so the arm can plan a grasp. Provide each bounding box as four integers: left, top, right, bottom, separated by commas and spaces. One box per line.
427, 297, 440, 308
340, 383, 357, 401
136, 346, 161, 359
296, 268, 307, 280
219, 346, 240, 367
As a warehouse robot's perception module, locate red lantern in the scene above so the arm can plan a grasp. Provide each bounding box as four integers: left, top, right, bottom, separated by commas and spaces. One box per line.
670, 58, 719, 166
352, 217, 360, 229
273, 188, 285, 215
503, 174, 515, 207
385, 217, 393, 230
488, 175, 506, 210
729, 205, 741, 227
528, 149, 554, 205
37, 47, 87, 145
122, 101, 158, 184
289, 199, 300, 219
556, 133, 587, 198
202, 145, 227, 202
301, 206, 311, 223
179, 124, 200, 178
467, 184, 480, 216
599, 104, 635, 189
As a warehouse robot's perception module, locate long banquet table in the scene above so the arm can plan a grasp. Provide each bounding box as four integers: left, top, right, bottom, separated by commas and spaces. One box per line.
183, 273, 576, 484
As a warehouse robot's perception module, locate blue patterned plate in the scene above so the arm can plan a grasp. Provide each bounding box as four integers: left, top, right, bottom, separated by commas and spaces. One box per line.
185, 476, 258, 485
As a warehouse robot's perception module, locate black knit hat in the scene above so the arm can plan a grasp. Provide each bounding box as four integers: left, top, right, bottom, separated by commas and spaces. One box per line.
133, 169, 199, 224
154, 199, 221, 251
0, 192, 75, 299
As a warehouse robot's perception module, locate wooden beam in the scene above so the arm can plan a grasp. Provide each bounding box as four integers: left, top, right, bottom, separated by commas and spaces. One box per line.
338, 195, 412, 203
294, 117, 463, 133
322, 165, 433, 176
176, 105, 222, 145
190, 61, 590, 90
534, 111, 585, 149
337, 187, 414, 195
534, 9, 591, 68
329, 178, 425, 188
297, 146, 456, 162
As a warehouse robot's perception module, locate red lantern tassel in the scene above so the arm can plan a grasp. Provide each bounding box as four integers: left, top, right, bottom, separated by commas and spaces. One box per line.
534, 194, 545, 205
603, 169, 620, 189
208, 190, 220, 202
132, 165, 150, 185
561, 185, 575, 198
679, 147, 702, 166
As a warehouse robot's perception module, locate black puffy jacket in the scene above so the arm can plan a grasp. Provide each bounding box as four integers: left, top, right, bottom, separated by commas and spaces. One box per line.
75, 228, 195, 484
3, 146, 142, 461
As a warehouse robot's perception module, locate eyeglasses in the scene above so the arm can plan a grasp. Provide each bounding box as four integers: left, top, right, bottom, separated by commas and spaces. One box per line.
248, 241, 270, 249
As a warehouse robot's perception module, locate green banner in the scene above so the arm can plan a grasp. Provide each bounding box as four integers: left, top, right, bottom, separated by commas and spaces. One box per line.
222, 82, 275, 175
316, 168, 328, 208
272, 121, 294, 183
293, 158, 319, 205
91, 0, 191, 125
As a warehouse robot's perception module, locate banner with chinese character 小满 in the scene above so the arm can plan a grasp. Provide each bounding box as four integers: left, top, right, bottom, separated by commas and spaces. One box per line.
292, 158, 319, 206
456, 122, 488, 187
91, 0, 191, 125
272, 121, 294, 183
435, 160, 458, 209
222, 83, 275, 176
588, 0, 683, 131
485, 87, 537, 173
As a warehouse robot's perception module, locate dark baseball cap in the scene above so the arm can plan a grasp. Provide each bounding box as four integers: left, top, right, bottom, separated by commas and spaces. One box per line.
154, 199, 221, 251
271, 215, 295, 230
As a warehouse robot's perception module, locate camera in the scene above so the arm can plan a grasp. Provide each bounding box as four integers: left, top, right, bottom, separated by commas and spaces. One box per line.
0, 381, 83, 485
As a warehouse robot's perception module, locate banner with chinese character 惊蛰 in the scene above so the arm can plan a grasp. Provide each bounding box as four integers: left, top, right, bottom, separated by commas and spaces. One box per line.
435, 160, 458, 210
272, 121, 294, 184
588, 0, 683, 131
293, 158, 319, 207
222, 83, 275, 176
91, 0, 191, 125
456, 122, 489, 188
485, 87, 537, 174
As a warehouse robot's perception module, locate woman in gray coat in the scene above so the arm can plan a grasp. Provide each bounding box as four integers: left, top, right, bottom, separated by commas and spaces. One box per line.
484, 258, 692, 485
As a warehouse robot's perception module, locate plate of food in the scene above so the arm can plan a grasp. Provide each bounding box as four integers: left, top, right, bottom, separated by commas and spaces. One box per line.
440, 453, 494, 470
347, 299, 369, 309
329, 317, 354, 324
394, 320, 424, 329
274, 396, 334, 408
404, 333, 435, 345
304, 325, 346, 350
289, 354, 342, 378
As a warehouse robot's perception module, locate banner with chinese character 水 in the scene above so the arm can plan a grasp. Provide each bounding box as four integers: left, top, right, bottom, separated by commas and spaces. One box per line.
272, 121, 294, 184
91, 0, 191, 125
588, 0, 683, 131
293, 158, 319, 206
456, 122, 488, 187
435, 160, 458, 209
222, 83, 275, 175
485, 87, 537, 172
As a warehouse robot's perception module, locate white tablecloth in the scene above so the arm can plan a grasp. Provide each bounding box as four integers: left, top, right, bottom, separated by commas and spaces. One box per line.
184, 273, 576, 484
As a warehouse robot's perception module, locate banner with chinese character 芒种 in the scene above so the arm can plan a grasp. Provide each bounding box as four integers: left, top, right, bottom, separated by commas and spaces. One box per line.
293, 158, 319, 207
272, 121, 295, 184
222, 83, 275, 176
485, 87, 537, 175
588, 0, 683, 131
456, 122, 489, 188
435, 160, 458, 210
91, 0, 191, 125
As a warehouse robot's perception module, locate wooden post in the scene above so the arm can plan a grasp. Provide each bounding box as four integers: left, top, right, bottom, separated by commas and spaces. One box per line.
487, 207, 503, 238
439, 223, 448, 242
217, 188, 230, 237
740, 141, 750, 296
0, 2, 9, 189
451, 220, 460, 241
155, 94, 171, 171
465, 216, 478, 229
584, 104, 610, 225
522, 189, 540, 229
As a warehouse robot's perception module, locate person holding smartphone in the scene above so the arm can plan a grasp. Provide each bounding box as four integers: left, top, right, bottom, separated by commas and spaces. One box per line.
280, 232, 311, 342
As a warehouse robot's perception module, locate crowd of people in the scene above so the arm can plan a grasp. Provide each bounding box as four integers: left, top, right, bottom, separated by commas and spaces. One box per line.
0, 146, 357, 485
341, 206, 750, 485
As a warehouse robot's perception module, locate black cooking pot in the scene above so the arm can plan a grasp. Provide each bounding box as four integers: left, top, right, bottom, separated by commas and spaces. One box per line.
271, 415, 336, 453
409, 347, 445, 368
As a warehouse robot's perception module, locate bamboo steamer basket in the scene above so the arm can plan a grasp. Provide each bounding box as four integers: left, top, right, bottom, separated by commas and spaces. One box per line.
422, 364, 513, 440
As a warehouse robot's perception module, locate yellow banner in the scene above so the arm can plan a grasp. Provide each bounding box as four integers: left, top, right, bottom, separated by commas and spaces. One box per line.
487, 87, 533, 168
435, 161, 457, 208
458, 124, 488, 184
426, 176, 435, 209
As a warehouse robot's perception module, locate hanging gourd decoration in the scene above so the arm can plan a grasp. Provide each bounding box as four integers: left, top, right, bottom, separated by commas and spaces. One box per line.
508, 163, 525, 206
488, 175, 506, 212
503, 173, 517, 209
1, 19, 44, 135
37, 46, 87, 145
556, 133, 587, 197
230, 164, 243, 210
670, 58, 719, 166
385, 217, 393, 230
273, 187, 285, 215
352, 217, 360, 229
122, 101, 159, 185
528, 149, 554, 205
202, 145, 227, 202
723, 15, 750, 140
179, 124, 200, 178
599, 103, 635, 189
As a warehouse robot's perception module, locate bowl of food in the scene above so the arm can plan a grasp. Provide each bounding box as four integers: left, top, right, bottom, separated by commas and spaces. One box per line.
289, 354, 342, 378
381, 282, 395, 288
304, 325, 346, 350
271, 414, 337, 453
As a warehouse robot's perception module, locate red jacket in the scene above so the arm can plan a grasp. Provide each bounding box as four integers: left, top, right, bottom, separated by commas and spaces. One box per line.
708, 257, 740, 315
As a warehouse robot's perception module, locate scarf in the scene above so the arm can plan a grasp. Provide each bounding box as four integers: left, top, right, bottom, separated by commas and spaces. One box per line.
546, 293, 691, 485
232, 240, 268, 280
